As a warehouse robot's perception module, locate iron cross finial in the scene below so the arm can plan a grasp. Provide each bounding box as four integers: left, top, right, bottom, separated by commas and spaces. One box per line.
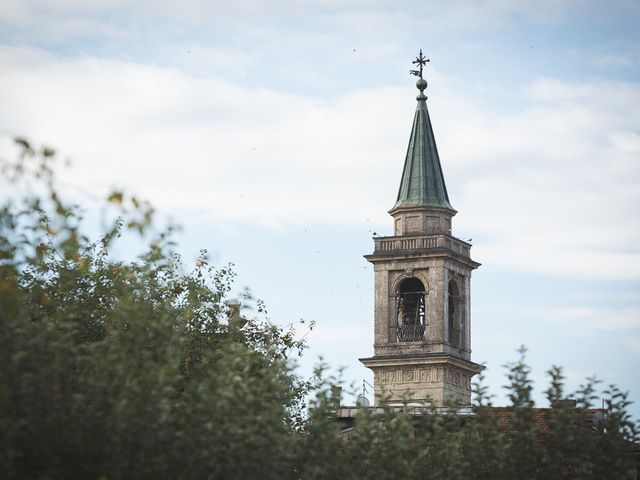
409, 49, 430, 79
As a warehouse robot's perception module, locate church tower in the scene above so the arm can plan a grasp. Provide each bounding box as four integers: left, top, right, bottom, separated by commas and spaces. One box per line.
360, 52, 482, 406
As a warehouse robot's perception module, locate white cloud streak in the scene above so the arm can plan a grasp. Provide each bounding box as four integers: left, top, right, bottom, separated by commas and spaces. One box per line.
1, 43, 639, 280
545, 306, 640, 331
4, 0, 638, 52
626, 338, 640, 354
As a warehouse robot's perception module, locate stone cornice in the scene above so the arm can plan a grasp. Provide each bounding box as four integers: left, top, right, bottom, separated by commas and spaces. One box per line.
359, 353, 484, 375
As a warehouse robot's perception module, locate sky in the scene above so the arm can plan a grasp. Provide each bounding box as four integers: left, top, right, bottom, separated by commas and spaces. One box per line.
1, 0, 639, 415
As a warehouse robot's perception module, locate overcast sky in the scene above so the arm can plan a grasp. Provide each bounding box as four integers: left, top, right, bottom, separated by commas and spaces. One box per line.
1, 0, 639, 414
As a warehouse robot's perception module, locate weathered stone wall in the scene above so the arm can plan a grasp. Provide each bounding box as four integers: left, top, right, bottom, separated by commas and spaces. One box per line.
371, 255, 473, 359
363, 207, 481, 407
390, 206, 454, 236
370, 364, 473, 405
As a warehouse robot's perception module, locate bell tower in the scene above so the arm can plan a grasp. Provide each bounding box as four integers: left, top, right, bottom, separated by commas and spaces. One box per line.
360, 51, 482, 406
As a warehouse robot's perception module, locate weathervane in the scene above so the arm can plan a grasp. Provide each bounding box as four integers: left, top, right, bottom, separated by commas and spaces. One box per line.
409, 49, 429, 79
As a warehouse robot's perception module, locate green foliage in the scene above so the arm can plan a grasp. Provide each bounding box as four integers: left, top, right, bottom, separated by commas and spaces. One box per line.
1, 139, 638, 479
0, 140, 310, 479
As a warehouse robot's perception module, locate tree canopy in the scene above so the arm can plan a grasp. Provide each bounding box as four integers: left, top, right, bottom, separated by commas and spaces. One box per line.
1, 139, 638, 479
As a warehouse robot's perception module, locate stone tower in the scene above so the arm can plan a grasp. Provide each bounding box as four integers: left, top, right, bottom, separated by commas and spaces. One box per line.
360, 54, 482, 406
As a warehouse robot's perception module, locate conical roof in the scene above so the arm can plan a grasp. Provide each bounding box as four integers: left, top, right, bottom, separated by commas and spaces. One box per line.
392, 88, 453, 211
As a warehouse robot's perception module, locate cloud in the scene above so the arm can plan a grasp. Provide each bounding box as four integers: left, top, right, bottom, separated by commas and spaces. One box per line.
1, 44, 639, 281
0, 44, 407, 227
591, 54, 635, 69
437, 77, 640, 280
626, 338, 640, 353
5, 0, 638, 60
545, 306, 640, 331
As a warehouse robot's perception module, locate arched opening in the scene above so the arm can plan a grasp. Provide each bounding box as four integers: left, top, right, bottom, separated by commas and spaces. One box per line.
395, 277, 425, 342
448, 280, 461, 347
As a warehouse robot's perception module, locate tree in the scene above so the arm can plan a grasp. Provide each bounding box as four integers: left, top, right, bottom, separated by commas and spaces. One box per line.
0, 139, 311, 479
1, 139, 638, 479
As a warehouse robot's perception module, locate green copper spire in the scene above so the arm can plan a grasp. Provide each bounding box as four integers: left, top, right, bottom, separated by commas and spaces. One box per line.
392, 52, 453, 211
